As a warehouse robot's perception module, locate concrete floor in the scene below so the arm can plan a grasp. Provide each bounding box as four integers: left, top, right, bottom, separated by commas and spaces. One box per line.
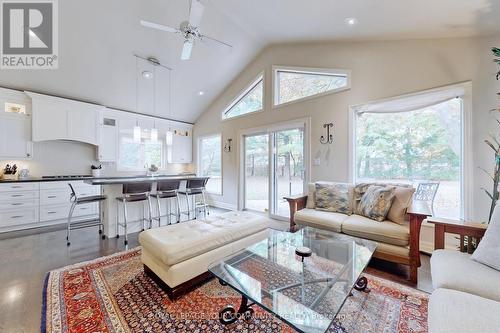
0, 208, 433, 333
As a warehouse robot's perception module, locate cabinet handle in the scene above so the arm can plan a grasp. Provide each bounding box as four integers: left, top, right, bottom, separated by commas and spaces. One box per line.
11, 186, 22, 189
11, 203, 23, 206
47, 211, 57, 214
10, 215, 23, 219
48, 195, 57, 198
11, 194, 23, 197
80, 207, 88, 210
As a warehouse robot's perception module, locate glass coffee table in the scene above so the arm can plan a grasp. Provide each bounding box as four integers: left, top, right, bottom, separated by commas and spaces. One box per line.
208, 227, 377, 333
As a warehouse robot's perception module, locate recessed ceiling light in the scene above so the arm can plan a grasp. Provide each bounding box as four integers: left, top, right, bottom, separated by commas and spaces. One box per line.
198, 91, 205, 96
142, 71, 153, 79
345, 17, 357, 26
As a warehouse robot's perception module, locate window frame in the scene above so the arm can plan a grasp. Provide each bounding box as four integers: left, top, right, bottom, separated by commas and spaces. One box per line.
272, 65, 351, 109
197, 133, 223, 195
221, 72, 264, 121
348, 82, 473, 220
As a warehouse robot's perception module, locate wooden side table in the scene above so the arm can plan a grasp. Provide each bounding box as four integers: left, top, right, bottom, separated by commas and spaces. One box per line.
426, 217, 488, 253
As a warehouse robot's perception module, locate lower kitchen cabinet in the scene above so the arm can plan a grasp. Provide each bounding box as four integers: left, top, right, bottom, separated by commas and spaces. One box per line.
0, 180, 100, 232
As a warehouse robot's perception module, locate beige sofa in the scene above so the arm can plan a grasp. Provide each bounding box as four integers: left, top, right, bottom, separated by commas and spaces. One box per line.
139, 211, 270, 299
428, 250, 500, 333
285, 182, 431, 283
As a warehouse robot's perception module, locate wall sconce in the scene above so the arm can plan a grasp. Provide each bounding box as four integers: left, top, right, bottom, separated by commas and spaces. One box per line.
320, 123, 334, 144
224, 138, 232, 153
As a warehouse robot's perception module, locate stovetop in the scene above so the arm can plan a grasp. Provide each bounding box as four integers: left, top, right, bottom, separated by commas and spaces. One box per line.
41, 175, 93, 179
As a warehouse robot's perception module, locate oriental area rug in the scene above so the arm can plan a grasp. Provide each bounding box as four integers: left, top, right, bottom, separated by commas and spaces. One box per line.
42, 248, 428, 333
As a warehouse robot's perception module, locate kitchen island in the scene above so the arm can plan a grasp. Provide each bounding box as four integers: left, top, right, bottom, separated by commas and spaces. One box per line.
84, 174, 197, 238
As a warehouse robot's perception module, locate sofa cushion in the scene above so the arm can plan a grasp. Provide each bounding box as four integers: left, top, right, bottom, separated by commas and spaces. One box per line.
356, 185, 396, 222
429, 288, 500, 333
139, 211, 269, 266
387, 186, 415, 225
315, 182, 354, 215
294, 208, 348, 233
431, 249, 500, 302
471, 205, 500, 271
354, 182, 414, 224
342, 214, 409, 246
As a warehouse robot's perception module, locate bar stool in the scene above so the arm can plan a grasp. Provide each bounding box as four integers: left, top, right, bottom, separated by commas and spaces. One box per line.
66, 183, 107, 246
178, 177, 210, 220
150, 179, 181, 226
116, 182, 153, 245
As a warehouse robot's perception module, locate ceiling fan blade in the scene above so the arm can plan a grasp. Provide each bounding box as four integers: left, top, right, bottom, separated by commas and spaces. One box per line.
200, 34, 233, 49
181, 40, 194, 60
188, 0, 205, 27
140, 20, 180, 33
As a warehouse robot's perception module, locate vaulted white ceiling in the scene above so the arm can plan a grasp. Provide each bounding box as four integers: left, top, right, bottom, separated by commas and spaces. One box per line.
0, 0, 498, 123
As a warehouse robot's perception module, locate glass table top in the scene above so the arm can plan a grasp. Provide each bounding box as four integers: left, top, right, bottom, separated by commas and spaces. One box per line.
208, 227, 377, 333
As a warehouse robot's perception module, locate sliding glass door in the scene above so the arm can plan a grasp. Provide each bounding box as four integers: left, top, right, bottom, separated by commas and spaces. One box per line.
243, 125, 306, 219
244, 134, 269, 212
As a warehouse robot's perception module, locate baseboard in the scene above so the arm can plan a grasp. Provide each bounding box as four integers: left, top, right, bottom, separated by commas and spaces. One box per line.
206, 199, 237, 211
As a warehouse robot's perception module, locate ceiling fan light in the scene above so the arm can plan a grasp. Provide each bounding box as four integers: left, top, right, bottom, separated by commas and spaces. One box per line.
181, 40, 193, 60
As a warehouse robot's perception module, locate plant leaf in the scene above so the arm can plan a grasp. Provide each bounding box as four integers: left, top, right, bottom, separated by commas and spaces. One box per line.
482, 188, 494, 200
479, 167, 495, 180
493, 47, 500, 57
485, 139, 498, 152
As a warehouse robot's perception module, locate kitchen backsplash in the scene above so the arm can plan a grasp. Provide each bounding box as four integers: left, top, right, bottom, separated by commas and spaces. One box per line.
1, 141, 194, 177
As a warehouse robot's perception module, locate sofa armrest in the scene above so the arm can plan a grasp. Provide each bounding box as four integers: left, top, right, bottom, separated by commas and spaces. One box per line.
284, 195, 308, 232
407, 200, 432, 284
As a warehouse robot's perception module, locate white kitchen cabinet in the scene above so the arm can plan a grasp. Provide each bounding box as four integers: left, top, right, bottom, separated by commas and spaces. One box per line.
168, 134, 192, 164
0, 88, 33, 159
0, 113, 33, 159
98, 109, 119, 162
27, 91, 102, 145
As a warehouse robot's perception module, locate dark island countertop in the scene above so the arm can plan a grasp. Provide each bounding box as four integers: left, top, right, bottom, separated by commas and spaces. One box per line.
0, 174, 197, 184
84, 174, 198, 185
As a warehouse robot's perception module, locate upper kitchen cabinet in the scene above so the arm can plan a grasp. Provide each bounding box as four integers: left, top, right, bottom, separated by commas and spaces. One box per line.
167, 125, 193, 164
0, 88, 33, 159
98, 108, 120, 162
27, 92, 103, 145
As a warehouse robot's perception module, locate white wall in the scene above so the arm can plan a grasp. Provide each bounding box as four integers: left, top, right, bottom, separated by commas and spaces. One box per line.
194, 36, 500, 221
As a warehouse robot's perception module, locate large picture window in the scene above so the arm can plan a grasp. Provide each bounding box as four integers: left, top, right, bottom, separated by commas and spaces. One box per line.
222, 75, 263, 120
274, 66, 350, 106
199, 134, 222, 195
353, 86, 467, 219
118, 130, 164, 171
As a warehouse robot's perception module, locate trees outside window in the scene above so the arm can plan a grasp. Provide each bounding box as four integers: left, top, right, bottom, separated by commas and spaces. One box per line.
199, 135, 222, 195
355, 98, 462, 218
223, 76, 263, 119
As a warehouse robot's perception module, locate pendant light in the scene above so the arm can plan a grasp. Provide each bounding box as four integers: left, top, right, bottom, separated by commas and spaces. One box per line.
151, 122, 158, 142
134, 57, 141, 143
166, 68, 173, 146
133, 119, 141, 142
150, 64, 158, 142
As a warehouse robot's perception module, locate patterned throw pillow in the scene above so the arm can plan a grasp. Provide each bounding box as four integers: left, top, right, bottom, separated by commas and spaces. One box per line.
356, 185, 396, 222
314, 183, 354, 215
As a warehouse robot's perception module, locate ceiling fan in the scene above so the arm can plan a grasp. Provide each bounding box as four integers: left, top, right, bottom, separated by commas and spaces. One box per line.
140, 0, 233, 60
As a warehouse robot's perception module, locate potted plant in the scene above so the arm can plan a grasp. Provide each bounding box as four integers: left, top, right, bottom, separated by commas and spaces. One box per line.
482, 47, 500, 223
91, 164, 102, 178
2, 164, 18, 180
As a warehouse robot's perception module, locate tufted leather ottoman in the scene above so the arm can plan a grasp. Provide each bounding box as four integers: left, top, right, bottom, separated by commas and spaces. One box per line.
139, 211, 270, 299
